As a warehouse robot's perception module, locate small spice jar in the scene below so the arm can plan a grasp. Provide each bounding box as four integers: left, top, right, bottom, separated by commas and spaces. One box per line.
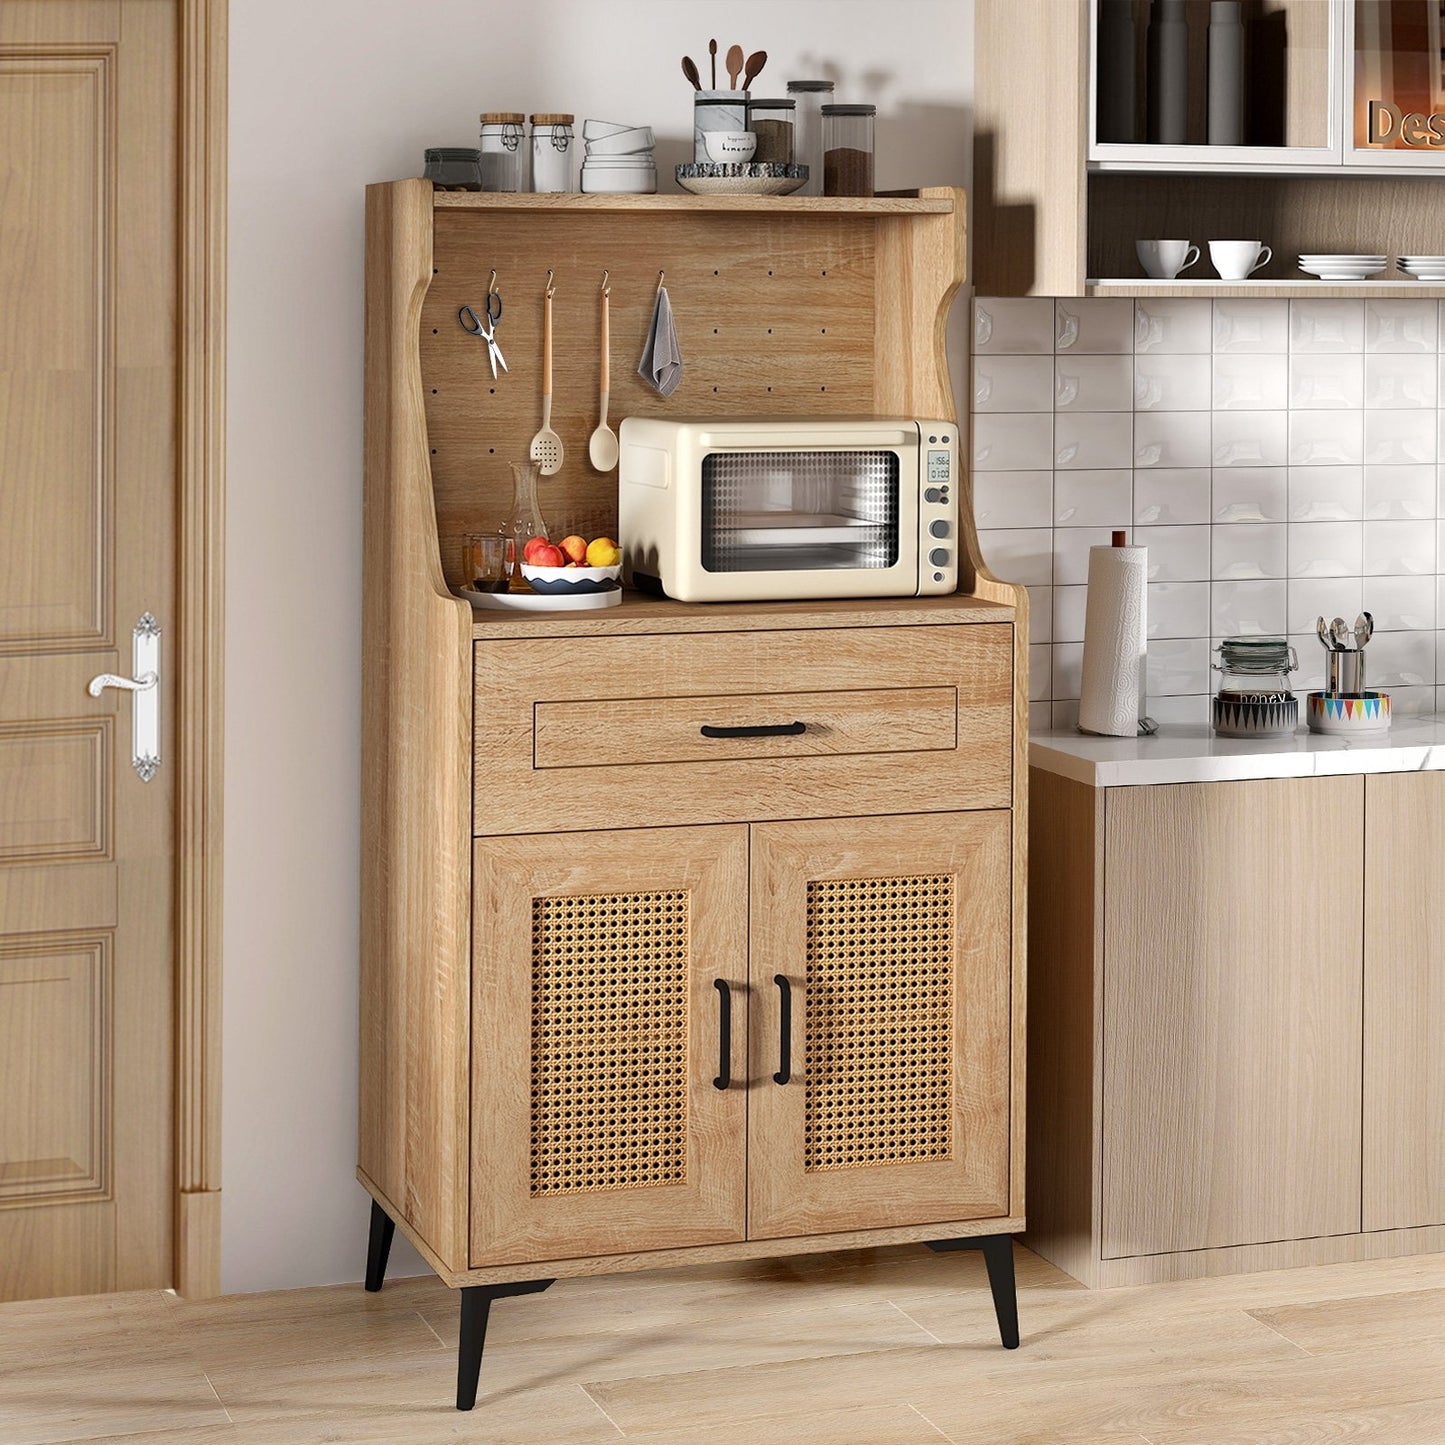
693, 89, 749, 162
423, 148, 482, 190
822, 104, 876, 196
787, 80, 833, 195
529, 113, 575, 192
747, 97, 796, 164
478, 114, 525, 192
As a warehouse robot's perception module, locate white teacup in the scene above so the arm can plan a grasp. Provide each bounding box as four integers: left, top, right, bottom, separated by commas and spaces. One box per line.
1136, 239, 1199, 280
702, 130, 757, 163
1210, 240, 1272, 280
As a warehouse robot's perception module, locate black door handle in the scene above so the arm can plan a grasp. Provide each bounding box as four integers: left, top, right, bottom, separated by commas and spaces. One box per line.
713, 979, 732, 1090
774, 974, 792, 1085
700, 721, 807, 739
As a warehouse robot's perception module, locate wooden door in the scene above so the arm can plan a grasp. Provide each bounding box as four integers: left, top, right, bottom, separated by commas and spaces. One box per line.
0, 0, 178, 1300
470, 826, 749, 1266
747, 813, 1012, 1241
1363, 773, 1445, 1231
1102, 778, 1363, 1259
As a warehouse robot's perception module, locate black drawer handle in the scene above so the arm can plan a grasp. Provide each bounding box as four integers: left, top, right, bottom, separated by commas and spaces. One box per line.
714, 979, 732, 1090
774, 974, 792, 1085
700, 721, 807, 739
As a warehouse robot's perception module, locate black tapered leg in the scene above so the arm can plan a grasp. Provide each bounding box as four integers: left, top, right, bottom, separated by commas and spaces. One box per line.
364, 1200, 395, 1293
456, 1279, 555, 1411
927, 1233, 1020, 1349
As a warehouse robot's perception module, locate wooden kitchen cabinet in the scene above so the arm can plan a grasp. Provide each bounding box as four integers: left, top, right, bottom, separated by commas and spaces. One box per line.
1031, 763, 1445, 1287
1364, 772, 1445, 1232
1101, 779, 1363, 1259
358, 180, 1029, 1408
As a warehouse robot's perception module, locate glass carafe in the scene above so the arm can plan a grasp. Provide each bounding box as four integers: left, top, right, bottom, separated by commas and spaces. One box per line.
503, 460, 547, 589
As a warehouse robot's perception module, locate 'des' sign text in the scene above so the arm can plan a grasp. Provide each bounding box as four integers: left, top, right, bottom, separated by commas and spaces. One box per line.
1368, 99, 1445, 146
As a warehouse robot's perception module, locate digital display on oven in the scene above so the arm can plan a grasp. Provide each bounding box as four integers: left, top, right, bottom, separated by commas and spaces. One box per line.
927, 449, 952, 483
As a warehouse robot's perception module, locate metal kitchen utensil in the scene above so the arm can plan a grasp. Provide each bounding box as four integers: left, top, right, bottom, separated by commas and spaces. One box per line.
1354, 611, 1373, 649
726, 43, 744, 89
743, 49, 768, 89
1316, 615, 1331, 651
682, 55, 702, 90
709, 38, 718, 89
529, 271, 563, 476
1332, 617, 1351, 650
588, 271, 619, 471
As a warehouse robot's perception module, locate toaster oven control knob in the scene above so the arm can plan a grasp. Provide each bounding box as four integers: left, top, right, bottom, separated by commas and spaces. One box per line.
929, 547, 950, 567
928, 519, 950, 539
924, 487, 942, 503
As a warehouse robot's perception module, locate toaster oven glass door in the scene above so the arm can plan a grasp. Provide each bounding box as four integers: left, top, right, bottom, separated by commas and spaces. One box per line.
700, 449, 902, 574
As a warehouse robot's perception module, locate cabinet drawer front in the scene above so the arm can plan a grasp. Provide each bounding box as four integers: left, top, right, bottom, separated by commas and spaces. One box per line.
475, 625, 1012, 834
535, 686, 958, 769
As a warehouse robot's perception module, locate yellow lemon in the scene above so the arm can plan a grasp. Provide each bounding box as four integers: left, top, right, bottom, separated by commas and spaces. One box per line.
586, 536, 621, 567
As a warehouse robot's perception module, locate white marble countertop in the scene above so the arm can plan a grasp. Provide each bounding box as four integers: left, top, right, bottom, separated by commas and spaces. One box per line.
1030, 718, 1445, 788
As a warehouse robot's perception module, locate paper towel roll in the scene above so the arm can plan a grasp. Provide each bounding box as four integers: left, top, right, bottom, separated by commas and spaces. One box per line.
1078, 543, 1148, 737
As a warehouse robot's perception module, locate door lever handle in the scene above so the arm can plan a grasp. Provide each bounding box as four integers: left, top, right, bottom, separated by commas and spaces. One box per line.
87, 671, 157, 696
85, 613, 161, 781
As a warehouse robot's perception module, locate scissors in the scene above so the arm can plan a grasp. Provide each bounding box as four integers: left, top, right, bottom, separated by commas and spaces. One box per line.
458, 290, 507, 378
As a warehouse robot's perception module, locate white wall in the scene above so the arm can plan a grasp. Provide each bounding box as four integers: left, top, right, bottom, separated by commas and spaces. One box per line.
224, 0, 975, 1293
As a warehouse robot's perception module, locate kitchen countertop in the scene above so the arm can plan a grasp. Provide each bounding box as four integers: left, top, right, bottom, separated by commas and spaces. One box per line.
1031, 717, 1445, 787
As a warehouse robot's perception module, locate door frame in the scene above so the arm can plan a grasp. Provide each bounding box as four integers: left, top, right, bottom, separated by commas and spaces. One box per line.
173, 0, 226, 1298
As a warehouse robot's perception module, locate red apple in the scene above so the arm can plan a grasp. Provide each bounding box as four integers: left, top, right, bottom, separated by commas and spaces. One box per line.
530, 543, 564, 568
558, 534, 588, 564
522, 536, 552, 563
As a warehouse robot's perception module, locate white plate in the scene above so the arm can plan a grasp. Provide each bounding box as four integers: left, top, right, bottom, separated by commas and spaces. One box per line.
1299, 253, 1386, 260
1299, 266, 1384, 280
459, 585, 622, 611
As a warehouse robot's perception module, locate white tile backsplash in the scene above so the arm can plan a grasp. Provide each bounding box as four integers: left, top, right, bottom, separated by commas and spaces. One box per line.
1055, 355, 1134, 411
1213, 354, 1289, 410
1135, 354, 1212, 410
1365, 298, 1437, 354
974, 296, 1445, 716
1134, 411, 1211, 467
1055, 412, 1133, 469
972, 355, 1054, 413
1053, 469, 1132, 527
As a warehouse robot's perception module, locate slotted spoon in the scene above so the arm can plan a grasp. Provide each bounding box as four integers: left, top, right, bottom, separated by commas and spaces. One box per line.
529, 275, 563, 476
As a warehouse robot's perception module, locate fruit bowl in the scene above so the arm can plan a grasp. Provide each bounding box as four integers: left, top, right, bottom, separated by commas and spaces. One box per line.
520, 562, 622, 594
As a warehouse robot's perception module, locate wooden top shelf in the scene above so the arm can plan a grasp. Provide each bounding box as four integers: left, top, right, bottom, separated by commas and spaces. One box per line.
461, 590, 1013, 640
432, 191, 955, 215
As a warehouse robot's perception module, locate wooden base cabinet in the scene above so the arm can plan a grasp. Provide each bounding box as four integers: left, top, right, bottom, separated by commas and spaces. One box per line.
358, 179, 1029, 1409
1030, 766, 1445, 1289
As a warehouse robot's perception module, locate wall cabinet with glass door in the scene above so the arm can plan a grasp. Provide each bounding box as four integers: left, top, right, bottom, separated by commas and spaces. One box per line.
976, 0, 1445, 295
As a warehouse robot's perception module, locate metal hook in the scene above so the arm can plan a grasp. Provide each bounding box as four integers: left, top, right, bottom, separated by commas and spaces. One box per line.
600, 269, 610, 296
656, 269, 666, 295
545, 268, 555, 298
487, 269, 497, 296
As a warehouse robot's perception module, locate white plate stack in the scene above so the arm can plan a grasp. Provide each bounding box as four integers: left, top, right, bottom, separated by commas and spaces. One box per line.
1397, 255, 1445, 281
582, 119, 656, 194
1297, 254, 1387, 281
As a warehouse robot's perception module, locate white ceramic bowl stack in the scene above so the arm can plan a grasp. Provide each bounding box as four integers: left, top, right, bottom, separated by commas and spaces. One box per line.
581, 119, 656, 194
1297, 254, 1387, 281
1397, 256, 1445, 281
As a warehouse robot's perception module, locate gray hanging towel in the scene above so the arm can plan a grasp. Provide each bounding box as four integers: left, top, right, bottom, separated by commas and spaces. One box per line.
638, 283, 683, 397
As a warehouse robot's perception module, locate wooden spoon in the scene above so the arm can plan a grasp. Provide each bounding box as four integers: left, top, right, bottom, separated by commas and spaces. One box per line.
681, 55, 701, 90
709, 38, 718, 90
742, 49, 767, 89
726, 43, 744, 90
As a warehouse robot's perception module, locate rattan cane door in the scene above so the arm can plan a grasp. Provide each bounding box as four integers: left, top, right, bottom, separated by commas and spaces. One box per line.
470, 825, 749, 1266
746, 813, 1012, 1240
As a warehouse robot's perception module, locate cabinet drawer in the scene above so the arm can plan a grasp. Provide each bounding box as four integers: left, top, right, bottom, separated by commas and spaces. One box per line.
474, 624, 1013, 835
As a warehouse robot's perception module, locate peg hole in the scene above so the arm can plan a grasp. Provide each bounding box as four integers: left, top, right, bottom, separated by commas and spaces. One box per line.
432, 328, 438, 334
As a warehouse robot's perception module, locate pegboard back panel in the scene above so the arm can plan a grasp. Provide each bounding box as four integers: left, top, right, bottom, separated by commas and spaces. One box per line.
422, 209, 884, 591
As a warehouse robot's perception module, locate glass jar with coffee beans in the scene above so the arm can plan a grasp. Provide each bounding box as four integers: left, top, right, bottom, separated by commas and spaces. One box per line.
747, 97, 795, 164
821, 103, 876, 197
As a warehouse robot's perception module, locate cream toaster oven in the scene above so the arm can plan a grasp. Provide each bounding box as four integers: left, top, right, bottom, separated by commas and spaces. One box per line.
617, 417, 960, 602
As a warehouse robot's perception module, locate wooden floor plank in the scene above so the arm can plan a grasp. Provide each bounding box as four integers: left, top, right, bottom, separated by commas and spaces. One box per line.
5, 1248, 1445, 1445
